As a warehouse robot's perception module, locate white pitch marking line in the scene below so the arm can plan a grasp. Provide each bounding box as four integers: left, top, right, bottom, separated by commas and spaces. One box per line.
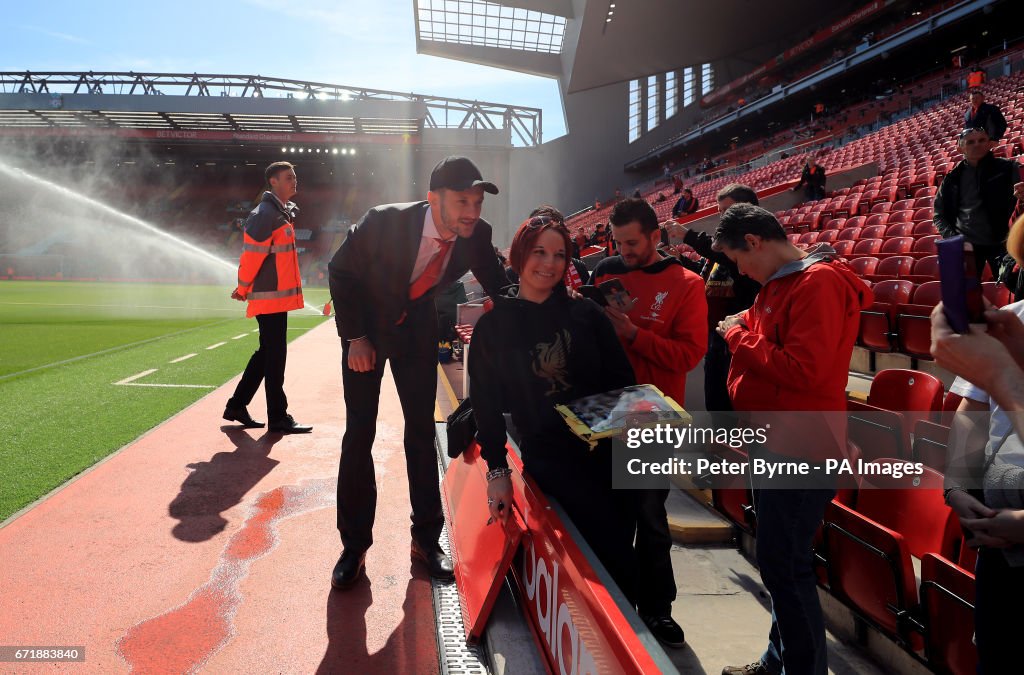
232, 333, 249, 340
170, 353, 197, 363
251, 329, 259, 334
114, 369, 158, 385
118, 383, 216, 389
206, 342, 227, 350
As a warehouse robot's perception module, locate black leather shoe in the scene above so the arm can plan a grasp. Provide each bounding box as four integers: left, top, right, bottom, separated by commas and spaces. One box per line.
223, 405, 265, 429
641, 613, 686, 649
331, 550, 366, 590
411, 542, 454, 581
268, 414, 312, 434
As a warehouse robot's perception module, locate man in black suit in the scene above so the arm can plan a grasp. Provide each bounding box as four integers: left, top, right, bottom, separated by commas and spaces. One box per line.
964, 90, 1007, 142
327, 156, 508, 589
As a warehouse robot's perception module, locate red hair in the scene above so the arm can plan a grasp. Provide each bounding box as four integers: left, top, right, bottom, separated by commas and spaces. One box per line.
508, 216, 572, 277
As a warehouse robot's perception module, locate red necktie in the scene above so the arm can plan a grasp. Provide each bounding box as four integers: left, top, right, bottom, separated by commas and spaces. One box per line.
409, 238, 454, 300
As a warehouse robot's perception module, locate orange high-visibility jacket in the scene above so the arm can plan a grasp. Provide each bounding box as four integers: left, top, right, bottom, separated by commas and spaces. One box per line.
235, 192, 304, 317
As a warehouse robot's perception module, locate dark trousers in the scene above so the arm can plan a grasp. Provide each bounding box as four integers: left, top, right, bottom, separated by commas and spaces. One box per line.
228, 311, 288, 422
975, 547, 1024, 672
337, 302, 442, 553
971, 242, 1008, 282
527, 442, 639, 607
704, 329, 734, 413
635, 488, 677, 616
753, 472, 834, 675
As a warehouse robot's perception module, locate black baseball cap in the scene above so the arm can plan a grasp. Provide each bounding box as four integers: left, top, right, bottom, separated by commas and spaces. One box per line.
429, 156, 499, 194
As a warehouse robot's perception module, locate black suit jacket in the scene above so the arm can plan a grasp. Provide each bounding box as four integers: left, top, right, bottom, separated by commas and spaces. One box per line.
965, 102, 1007, 142
328, 201, 507, 345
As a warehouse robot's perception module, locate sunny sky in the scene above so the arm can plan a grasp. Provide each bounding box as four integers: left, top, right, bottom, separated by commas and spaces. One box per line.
5, 0, 567, 140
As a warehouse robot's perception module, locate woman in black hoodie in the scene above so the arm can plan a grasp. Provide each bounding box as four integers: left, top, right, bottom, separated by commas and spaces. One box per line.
469, 215, 639, 602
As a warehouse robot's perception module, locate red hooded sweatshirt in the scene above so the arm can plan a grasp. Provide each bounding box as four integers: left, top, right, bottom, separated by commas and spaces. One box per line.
724, 246, 873, 459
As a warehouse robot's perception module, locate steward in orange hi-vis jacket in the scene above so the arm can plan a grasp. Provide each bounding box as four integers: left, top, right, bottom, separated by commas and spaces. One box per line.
224, 162, 312, 435
234, 193, 304, 317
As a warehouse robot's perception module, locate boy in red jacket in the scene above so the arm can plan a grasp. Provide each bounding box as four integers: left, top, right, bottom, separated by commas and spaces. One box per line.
592, 198, 708, 649
713, 204, 872, 675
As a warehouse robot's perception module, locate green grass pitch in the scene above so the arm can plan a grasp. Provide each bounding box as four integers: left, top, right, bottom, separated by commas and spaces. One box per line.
0, 281, 332, 521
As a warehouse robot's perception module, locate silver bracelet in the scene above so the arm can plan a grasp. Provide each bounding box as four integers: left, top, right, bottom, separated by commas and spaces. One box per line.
943, 486, 967, 505
486, 467, 512, 482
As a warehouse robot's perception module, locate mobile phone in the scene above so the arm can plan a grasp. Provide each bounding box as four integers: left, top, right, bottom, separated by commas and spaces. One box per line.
598, 278, 636, 312
578, 285, 608, 306
937, 235, 985, 334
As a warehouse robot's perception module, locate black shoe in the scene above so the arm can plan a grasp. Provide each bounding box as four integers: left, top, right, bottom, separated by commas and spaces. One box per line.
641, 613, 686, 649
411, 542, 454, 581
268, 414, 312, 434
223, 405, 265, 429
331, 550, 366, 590
721, 662, 771, 675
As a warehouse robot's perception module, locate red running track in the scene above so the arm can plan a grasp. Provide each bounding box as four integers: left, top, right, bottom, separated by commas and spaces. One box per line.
0, 321, 440, 673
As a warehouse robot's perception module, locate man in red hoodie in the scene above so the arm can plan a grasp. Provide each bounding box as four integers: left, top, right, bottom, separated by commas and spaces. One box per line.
712, 204, 872, 675
591, 197, 708, 649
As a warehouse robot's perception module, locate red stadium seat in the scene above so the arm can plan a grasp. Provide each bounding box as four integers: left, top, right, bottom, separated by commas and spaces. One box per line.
865, 212, 890, 226
880, 237, 914, 254
824, 217, 847, 230
911, 207, 933, 222
920, 554, 977, 675
891, 199, 914, 212
849, 257, 879, 276
822, 501, 923, 648
912, 222, 938, 237
912, 280, 942, 306
837, 227, 862, 241
816, 229, 839, 244
888, 210, 915, 225
912, 420, 950, 471
982, 281, 1013, 307
941, 391, 964, 426
833, 240, 856, 256
854, 238, 883, 255
847, 400, 909, 459
867, 368, 944, 430
913, 235, 940, 254
884, 223, 915, 238
858, 279, 913, 352
876, 256, 915, 277
860, 225, 887, 239
912, 197, 934, 210
845, 216, 867, 229
913, 186, 937, 199
799, 232, 818, 246
913, 255, 939, 278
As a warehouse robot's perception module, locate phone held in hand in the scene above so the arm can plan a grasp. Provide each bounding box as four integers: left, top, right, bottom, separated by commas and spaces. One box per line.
578, 285, 608, 306
937, 235, 985, 334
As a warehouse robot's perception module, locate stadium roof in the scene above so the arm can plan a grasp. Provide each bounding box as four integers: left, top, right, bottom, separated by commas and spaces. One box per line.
415, 0, 863, 93
0, 72, 543, 146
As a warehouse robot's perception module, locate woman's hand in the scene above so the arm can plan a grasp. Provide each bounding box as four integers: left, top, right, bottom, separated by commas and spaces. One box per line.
962, 509, 1024, 547
930, 303, 1016, 388
948, 489, 996, 521
486, 476, 513, 524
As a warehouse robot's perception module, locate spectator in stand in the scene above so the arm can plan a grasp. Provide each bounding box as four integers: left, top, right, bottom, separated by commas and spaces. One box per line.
932, 220, 1024, 673
672, 188, 699, 218
656, 192, 667, 203
934, 127, 1023, 280
964, 90, 1007, 142
793, 155, 826, 201
968, 64, 987, 89
667, 184, 761, 413
614, 187, 623, 201
471, 215, 640, 607
716, 204, 872, 675
632, 188, 643, 199
591, 198, 708, 649
590, 222, 609, 247
672, 174, 684, 194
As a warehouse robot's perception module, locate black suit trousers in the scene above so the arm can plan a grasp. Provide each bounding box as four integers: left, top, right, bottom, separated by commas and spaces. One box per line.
228, 311, 289, 422
337, 300, 442, 553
